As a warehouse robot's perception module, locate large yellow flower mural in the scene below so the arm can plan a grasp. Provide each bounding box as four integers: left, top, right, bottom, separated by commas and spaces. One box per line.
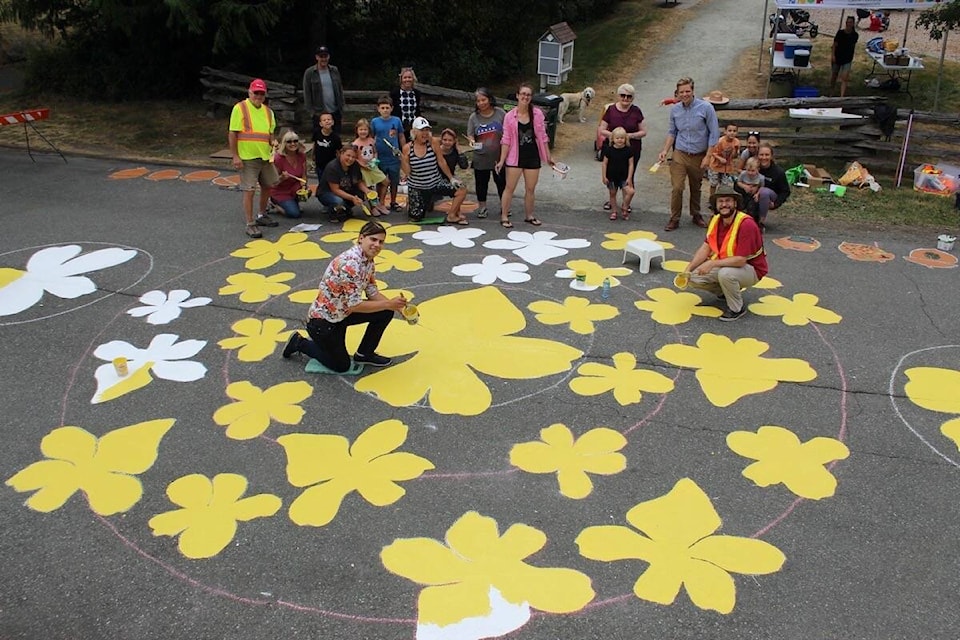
726, 426, 849, 499
213, 380, 313, 440
149, 473, 281, 559
600, 230, 674, 252
569, 352, 675, 406
510, 424, 626, 499
748, 293, 842, 326
230, 232, 330, 270
320, 219, 419, 244
6, 419, 174, 515
381, 511, 595, 638
576, 478, 786, 614
219, 272, 295, 303
277, 419, 433, 527
527, 296, 618, 334
218, 318, 294, 362
351, 287, 584, 416
634, 288, 723, 324
375, 248, 424, 273
904, 366, 960, 449
656, 334, 817, 407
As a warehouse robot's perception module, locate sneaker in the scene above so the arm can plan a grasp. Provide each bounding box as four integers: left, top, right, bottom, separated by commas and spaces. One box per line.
255, 212, 279, 227
354, 352, 392, 367
245, 223, 262, 238
389, 202, 403, 213
719, 307, 747, 322
476, 207, 488, 219
282, 333, 302, 358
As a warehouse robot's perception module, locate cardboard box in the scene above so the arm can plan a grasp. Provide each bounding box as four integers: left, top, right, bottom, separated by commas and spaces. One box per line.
803, 164, 834, 185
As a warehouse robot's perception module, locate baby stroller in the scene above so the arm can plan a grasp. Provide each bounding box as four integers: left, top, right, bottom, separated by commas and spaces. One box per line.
769, 9, 819, 38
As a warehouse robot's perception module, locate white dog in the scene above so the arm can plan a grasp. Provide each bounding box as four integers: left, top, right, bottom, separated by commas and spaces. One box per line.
557, 87, 595, 123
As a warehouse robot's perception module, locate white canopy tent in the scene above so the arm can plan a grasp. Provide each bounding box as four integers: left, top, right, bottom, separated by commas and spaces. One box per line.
758, 0, 952, 106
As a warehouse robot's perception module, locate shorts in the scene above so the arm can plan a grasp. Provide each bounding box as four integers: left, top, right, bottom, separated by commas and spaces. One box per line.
380, 162, 400, 186
832, 62, 853, 75
407, 180, 458, 220
707, 170, 734, 188
239, 158, 279, 191
607, 179, 629, 192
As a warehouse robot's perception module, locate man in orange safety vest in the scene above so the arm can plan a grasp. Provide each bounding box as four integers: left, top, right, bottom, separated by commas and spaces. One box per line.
229, 78, 280, 238
684, 184, 768, 321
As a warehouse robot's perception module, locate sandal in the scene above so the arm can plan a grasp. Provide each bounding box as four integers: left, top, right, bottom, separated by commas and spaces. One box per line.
445, 217, 469, 226
622, 212, 630, 221
245, 223, 262, 238
524, 218, 542, 226
602, 202, 612, 211
476, 207, 488, 218
500, 219, 514, 228
609, 211, 618, 221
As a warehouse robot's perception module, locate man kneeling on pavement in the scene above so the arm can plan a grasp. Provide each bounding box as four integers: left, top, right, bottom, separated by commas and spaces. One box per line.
684, 184, 767, 322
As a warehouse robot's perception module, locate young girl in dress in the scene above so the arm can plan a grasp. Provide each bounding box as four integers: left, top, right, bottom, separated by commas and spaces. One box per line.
601, 127, 635, 220
352, 119, 390, 215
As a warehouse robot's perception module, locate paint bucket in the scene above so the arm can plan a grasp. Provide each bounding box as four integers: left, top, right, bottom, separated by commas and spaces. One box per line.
937, 234, 956, 251
401, 303, 420, 325
113, 357, 129, 377
366, 190, 380, 208
552, 162, 570, 180
830, 184, 847, 197
575, 270, 587, 284
673, 272, 690, 289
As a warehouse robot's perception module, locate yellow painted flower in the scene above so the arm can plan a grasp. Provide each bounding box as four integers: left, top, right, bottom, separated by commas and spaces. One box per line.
510, 424, 626, 499
662, 259, 689, 273
381, 511, 595, 628
527, 296, 618, 334
726, 426, 849, 499
288, 288, 316, 304
601, 230, 674, 252
375, 248, 423, 273
904, 367, 960, 449
569, 352, 675, 406
219, 272, 295, 303
230, 232, 330, 270
576, 478, 785, 614
321, 219, 419, 244
6, 419, 174, 515
277, 419, 433, 527
558, 259, 632, 288
753, 276, 782, 289
374, 278, 414, 301
352, 287, 583, 416
634, 288, 723, 325
213, 380, 313, 440
748, 293, 841, 326
218, 318, 293, 361
149, 473, 281, 559
656, 333, 817, 407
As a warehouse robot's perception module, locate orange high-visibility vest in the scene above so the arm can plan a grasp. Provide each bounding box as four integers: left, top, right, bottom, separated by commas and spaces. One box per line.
707, 211, 760, 260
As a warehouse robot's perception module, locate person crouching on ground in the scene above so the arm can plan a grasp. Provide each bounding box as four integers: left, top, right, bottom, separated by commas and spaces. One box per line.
401, 117, 468, 224
283, 221, 407, 372
684, 185, 767, 322
270, 129, 308, 219
317, 146, 375, 223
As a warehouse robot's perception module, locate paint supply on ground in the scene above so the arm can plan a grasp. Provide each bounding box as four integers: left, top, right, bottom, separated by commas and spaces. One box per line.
673, 272, 690, 289
937, 234, 956, 251
829, 184, 847, 197
601, 277, 611, 299
575, 270, 587, 284
112, 357, 129, 377
401, 303, 420, 325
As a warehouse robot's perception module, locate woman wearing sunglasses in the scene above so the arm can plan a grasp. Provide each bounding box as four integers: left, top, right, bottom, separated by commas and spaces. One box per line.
597, 83, 647, 213
270, 129, 309, 218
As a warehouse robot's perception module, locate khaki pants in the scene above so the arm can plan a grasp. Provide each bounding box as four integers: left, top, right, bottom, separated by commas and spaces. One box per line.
669, 150, 706, 223
689, 264, 758, 313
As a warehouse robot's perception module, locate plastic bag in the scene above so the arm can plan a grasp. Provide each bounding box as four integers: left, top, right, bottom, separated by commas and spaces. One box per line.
785, 164, 806, 185
839, 161, 870, 186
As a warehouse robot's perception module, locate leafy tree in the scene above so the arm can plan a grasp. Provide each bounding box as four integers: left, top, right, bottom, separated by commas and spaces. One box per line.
915, 1, 960, 41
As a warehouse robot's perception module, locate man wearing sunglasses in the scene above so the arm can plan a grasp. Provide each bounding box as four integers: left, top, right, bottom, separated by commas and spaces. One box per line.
229, 78, 280, 238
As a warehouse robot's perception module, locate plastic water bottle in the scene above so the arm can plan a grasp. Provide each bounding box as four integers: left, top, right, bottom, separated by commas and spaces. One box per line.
601, 277, 611, 299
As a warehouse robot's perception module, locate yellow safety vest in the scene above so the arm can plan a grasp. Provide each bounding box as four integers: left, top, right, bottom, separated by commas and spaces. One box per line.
233, 99, 274, 160
706, 211, 763, 260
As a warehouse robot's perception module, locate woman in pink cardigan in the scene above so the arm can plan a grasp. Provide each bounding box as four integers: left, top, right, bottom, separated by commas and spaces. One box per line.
495, 82, 555, 227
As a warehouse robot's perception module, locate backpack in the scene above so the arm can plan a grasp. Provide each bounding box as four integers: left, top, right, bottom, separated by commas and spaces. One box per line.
873, 104, 898, 140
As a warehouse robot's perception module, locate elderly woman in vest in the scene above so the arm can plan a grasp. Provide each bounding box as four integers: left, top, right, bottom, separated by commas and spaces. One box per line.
400, 117, 468, 224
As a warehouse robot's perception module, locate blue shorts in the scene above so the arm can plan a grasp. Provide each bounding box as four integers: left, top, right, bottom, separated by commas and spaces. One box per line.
379, 161, 400, 186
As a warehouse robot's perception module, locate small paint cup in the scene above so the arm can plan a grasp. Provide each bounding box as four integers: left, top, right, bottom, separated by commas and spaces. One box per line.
673, 272, 690, 289
575, 270, 587, 283
113, 357, 129, 377
401, 303, 419, 325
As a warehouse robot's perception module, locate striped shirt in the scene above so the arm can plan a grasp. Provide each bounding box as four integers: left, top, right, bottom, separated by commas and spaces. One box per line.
407, 142, 441, 189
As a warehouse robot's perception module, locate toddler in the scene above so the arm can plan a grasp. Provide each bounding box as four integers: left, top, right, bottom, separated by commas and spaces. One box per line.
601, 127, 635, 220
352, 118, 390, 215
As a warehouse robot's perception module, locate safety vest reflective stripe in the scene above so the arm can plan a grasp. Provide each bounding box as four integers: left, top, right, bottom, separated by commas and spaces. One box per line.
707, 211, 751, 259
236, 100, 273, 142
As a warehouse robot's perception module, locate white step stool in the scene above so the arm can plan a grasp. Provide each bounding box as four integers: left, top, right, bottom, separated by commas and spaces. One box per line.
622, 238, 665, 274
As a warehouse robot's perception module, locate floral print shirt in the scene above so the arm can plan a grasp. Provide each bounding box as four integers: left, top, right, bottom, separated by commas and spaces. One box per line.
308, 244, 378, 322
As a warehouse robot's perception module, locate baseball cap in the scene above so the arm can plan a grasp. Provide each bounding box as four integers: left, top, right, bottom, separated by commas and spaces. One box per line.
411, 116, 431, 130
249, 78, 267, 93
316, 46, 330, 56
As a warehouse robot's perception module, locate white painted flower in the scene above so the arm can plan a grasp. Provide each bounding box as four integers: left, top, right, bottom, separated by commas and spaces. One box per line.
0, 245, 137, 317
126, 289, 212, 325
417, 586, 530, 640
91, 334, 207, 404
451, 255, 530, 285
482, 231, 590, 266
413, 225, 486, 248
